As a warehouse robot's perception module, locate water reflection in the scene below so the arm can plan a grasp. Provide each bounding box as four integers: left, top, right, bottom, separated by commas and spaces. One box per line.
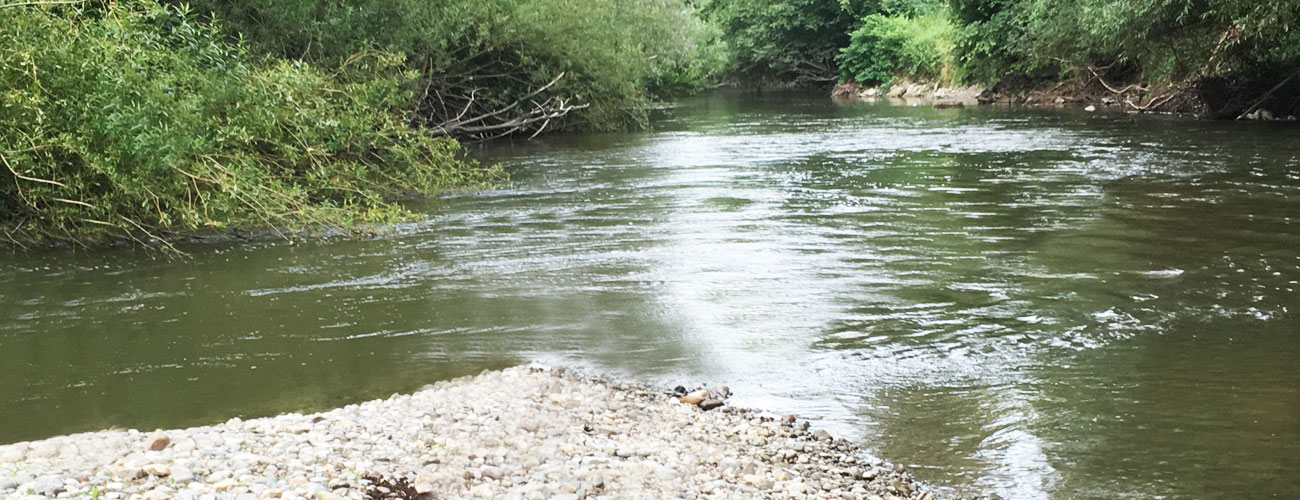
2, 92, 1298, 499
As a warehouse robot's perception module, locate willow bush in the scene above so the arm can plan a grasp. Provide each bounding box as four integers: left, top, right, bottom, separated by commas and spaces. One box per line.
0, 2, 500, 246
180, 0, 725, 135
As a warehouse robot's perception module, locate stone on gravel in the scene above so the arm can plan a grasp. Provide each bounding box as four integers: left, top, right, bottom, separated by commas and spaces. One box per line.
699, 399, 725, 411
680, 390, 708, 405
145, 431, 171, 451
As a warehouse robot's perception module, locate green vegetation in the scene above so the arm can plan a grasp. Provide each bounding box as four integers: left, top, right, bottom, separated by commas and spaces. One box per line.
837, 10, 958, 87
949, 0, 1300, 84
704, 0, 1300, 115
0, 0, 721, 247
0, 2, 499, 247
181, 0, 724, 135
699, 0, 868, 84
4, 0, 1298, 247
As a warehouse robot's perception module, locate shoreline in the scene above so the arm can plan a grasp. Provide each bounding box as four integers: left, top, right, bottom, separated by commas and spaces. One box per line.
832, 79, 1300, 121
0, 366, 955, 500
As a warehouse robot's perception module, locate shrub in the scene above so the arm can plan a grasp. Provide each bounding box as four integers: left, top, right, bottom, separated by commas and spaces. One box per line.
0, 2, 500, 246
837, 10, 958, 86
179, 0, 724, 135
699, 0, 868, 84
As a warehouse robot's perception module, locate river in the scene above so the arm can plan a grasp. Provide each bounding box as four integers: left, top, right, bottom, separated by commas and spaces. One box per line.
2, 92, 1298, 499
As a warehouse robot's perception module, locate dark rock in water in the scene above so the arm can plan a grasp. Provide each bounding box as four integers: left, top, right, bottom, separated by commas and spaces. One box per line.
976, 89, 998, 104
933, 101, 965, 109
699, 399, 725, 411
780, 414, 796, 425
832, 81, 862, 99
672, 386, 687, 395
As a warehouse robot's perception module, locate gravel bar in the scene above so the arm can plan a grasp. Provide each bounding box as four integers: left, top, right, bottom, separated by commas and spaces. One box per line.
0, 366, 959, 500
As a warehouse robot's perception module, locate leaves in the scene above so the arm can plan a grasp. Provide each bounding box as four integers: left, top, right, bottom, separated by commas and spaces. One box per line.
0, 1, 502, 245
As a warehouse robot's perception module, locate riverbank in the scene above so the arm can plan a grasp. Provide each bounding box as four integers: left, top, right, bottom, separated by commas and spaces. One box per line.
832, 78, 1300, 120
0, 366, 948, 500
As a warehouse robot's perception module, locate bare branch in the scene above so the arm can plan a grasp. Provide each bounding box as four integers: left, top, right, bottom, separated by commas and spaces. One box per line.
0, 0, 84, 8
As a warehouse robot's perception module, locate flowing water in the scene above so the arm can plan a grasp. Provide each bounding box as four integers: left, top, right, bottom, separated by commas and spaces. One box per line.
2, 93, 1299, 499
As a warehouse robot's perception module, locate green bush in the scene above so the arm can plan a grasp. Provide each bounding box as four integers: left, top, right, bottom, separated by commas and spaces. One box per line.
947, 0, 1300, 84
700, 0, 869, 84
0, 2, 500, 245
179, 0, 724, 134
837, 10, 958, 86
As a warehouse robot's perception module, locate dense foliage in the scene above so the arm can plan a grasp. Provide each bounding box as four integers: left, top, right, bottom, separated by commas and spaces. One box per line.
837, 10, 957, 86
699, 0, 867, 84
180, 0, 725, 135
0, 2, 499, 246
949, 0, 1300, 84
703, 0, 1300, 114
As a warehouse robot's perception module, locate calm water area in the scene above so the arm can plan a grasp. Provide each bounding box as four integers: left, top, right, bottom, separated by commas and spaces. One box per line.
2, 92, 1298, 499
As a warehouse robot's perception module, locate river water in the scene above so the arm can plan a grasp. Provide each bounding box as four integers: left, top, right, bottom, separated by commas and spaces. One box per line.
2, 93, 1298, 499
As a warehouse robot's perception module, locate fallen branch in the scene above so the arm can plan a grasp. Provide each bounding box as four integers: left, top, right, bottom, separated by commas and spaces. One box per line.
1087, 66, 1148, 95
425, 72, 589, 140
1236, 68, 1300, 120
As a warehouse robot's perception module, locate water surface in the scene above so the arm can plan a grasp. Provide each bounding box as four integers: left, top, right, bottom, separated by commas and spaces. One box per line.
2, 93, 1298, 499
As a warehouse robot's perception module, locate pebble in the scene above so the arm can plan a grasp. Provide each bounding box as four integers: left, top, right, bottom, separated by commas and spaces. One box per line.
0, 366, 950, 500
699, 399, 725, 411
146, 431, 171, 451
680, 390, 708, 405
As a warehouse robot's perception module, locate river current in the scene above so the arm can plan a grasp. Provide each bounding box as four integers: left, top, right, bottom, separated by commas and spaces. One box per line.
2, 93, 1298, 499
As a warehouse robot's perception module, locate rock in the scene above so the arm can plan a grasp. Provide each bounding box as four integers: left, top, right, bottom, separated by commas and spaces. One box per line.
315, 492, 346, 500
143, 464, 171, 477
699, 399, 725, 411
812, 429, 832, 441
933, 101, 965, 109
832, 82, 861, 99
0, 447, 24, 463
171, 465, 194, 482
680, 390, 708, 405
780, 415, 796, 425
710, 386, 730, 399
146, 431, 171, 451
1260, 109, 1276, 120
482, 466, 505, 480
28, 444, 58, 459
742, 474, 774, 490
1085, 105, 1097, 112
1054, 97, 1066, 104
